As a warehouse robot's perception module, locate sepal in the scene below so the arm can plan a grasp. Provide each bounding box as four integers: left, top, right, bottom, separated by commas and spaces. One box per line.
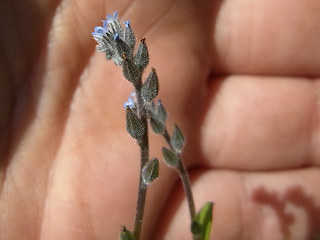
150, 117, 165, 134
134, 38, 149, 70
156, 100, 167, 124
162, 147, 179, 167
126, 106, 145, 141
141, 68, 159, 102
115, 35, 131, 58
123, 20, 136, 52
171, 124, 185, 154
122, 55, 141, 86
142, 158, 159, 186
148, 100, 167, 123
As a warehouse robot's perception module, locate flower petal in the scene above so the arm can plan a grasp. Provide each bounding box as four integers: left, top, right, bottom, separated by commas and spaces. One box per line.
94, 26, 106, 35
124, 20, 130, 28
102, 20, 108, 31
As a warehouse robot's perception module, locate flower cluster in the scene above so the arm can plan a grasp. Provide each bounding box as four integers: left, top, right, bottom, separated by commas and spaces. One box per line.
92, 11, 135, 65
92, 11, 150, 90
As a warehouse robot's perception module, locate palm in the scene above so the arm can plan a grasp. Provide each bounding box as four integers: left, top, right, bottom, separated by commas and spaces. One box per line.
1, 0, 319, 239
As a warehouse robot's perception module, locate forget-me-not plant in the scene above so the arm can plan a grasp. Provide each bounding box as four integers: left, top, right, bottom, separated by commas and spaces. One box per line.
92, 11, 213, 240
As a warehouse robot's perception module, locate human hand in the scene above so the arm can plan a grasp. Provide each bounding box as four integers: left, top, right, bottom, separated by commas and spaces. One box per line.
0, 0, 319, 239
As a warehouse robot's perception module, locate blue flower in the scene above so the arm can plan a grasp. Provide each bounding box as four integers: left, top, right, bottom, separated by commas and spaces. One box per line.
123, 91, 137, 108
105, 11, 122, 37
113, 32, 120, 41
106, 11, 119, 24
124, 20, 130, 28
124, 97, 135, 109
92, 26, 107, 37
92, 11, 121, 37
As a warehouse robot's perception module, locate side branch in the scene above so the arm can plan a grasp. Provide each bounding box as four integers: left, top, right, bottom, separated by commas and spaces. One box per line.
163, 129, 196, 220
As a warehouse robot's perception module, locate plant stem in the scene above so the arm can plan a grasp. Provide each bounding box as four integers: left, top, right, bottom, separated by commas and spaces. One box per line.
163, 129, 196, 220
133, 85, 149, 240
177, 159, 196, 219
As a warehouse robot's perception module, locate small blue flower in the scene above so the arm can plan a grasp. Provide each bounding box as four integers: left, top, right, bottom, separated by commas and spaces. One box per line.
92, 26, 107, 37
92, 11, 120, 38
113, 32, 120, 41
124, 20, 130, 28
124, 97, 135, 109
107, 11, 119, 24
124, 91, 137, 108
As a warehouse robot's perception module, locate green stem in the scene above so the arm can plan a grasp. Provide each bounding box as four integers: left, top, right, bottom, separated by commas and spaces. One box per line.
163, 129, 196, 220
133, 85, 149, 240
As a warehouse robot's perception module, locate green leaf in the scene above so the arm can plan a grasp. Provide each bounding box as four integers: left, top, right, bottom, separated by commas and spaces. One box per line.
162, 147, 179, 167
148, 100, 167, 134
150, 117, 165, 134
171, 124, 185, 153
124, 22, 136, 51
134, 38, 149, 70
120, 226, 135, 240
142, 158, 159, 185
157, 100, 167, 124
141, 68, 159, 102
126, 107, 145, 140
193, 202, 214, 240
122, 56, 141, 86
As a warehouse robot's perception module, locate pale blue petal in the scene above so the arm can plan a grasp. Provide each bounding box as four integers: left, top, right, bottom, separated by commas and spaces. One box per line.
113, 32, 120, 40
102, 20, 108, 30
124, 20, 130, 28
124, 97, 135, 108
94, 26, 106, 35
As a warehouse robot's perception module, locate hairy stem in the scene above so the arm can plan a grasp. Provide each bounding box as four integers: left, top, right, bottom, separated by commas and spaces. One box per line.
177, 160, 196, 219
163, 129, 196, 220
133, 85, 149, 240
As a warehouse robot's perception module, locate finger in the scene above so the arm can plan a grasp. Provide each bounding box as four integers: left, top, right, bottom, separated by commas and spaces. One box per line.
200, 75, 320, 170
0, 0, 61, 158
155, 167, 320, 240
211, 0, 320, 76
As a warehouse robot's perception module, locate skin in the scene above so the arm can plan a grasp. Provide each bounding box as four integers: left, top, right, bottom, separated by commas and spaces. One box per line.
0, 0, 320, 239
